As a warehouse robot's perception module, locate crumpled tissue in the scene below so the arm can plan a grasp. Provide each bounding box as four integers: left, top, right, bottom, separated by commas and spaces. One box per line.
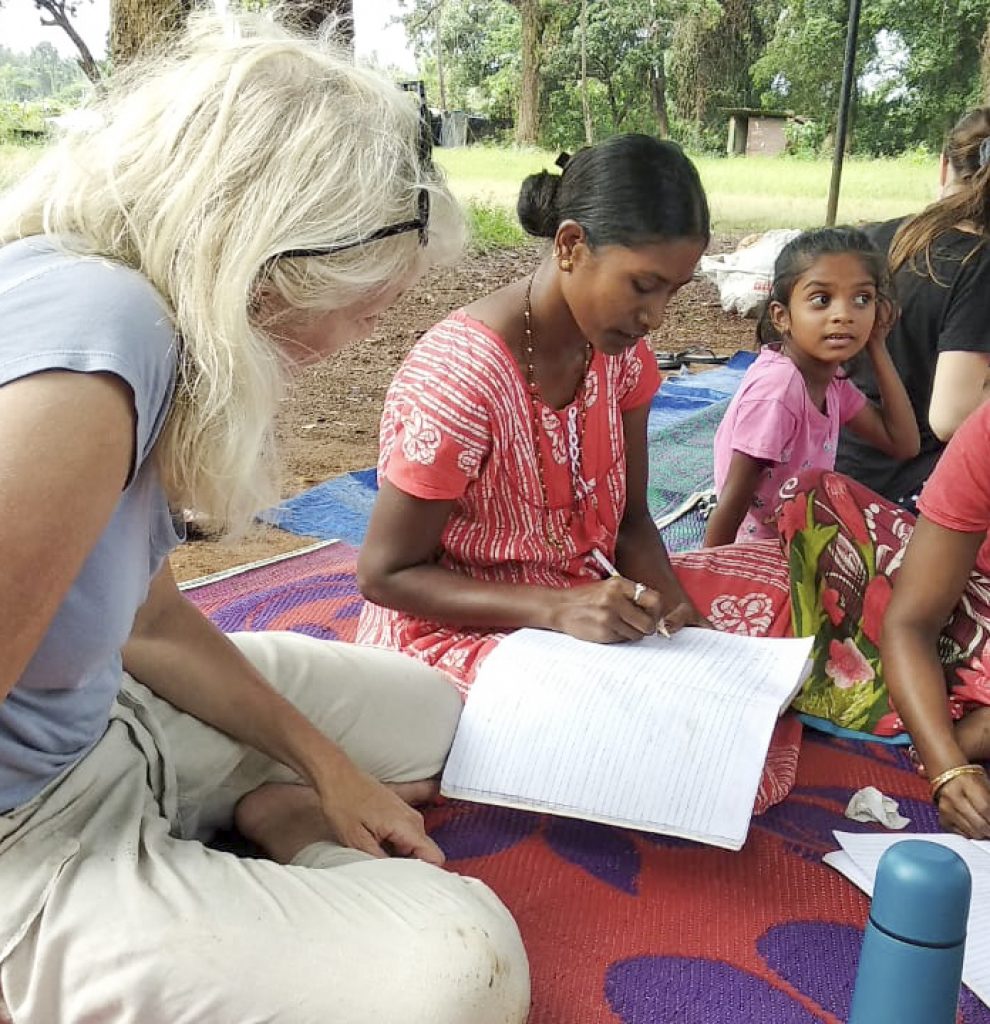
845, 786, 911, 829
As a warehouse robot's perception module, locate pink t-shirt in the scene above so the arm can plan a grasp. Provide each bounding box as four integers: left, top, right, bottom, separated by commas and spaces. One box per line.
714, 348, 867, 540
918, 399, 990, 576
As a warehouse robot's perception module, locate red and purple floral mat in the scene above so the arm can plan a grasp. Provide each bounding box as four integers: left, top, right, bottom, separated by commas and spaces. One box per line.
183, 541, 990, 1024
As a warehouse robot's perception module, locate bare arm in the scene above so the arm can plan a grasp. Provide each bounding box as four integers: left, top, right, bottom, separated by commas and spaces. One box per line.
929, 350, 990, 442
0, 371, 134, 702
844, 312, 921, 459
704, 451, 766, 548
357, 453, 664, 643
882, 516, 990, 838
358, 482, 560, 631
124, 561, 444, 863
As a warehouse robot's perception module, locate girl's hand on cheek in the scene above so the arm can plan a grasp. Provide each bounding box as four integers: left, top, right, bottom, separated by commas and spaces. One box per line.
867, 296, 898, 351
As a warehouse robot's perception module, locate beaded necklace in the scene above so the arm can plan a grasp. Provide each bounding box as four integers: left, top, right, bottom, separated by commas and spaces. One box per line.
522, 274, 594, 553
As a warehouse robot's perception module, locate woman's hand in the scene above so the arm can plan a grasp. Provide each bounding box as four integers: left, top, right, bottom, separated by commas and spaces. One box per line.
662, 597, 712, 632
935, 771, 990, 839
317, 759, 446, 865
548, 578, 707, 643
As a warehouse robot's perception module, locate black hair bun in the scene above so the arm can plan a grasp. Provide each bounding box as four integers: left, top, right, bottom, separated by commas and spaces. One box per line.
517, 169, 562, 238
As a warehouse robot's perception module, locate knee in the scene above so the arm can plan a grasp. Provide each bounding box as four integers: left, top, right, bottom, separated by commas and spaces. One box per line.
389, 869, 531, 1024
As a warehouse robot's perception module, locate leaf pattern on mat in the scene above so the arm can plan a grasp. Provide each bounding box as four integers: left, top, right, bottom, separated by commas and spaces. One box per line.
429, 804, 539, 860
431, 802, 644, 894
545, 817, 641, 895
752, 786, 936, 861
758, 921, 990, 1024
607, 927, 990, 1024
606, 956, 824, 1023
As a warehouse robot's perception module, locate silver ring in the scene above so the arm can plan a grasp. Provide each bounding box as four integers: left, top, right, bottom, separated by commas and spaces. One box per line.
633, 582, 646, 606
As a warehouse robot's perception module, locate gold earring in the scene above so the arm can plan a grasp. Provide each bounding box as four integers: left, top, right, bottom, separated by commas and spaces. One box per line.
559, 257, 573, 272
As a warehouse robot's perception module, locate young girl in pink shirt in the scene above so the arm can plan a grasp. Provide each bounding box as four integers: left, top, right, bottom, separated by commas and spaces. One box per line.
705, 227, 920, 546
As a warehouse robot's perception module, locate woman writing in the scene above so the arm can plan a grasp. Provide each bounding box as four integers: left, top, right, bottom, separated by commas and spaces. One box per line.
0, 13, 528, 1022
356, 135, 710, 690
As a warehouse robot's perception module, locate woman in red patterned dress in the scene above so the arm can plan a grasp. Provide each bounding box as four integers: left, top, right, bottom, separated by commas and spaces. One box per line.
356, 135, 711, 692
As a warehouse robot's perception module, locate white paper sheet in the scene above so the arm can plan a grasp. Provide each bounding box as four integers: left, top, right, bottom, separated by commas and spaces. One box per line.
826, 831, 990, 1009
441, 627, 813, 849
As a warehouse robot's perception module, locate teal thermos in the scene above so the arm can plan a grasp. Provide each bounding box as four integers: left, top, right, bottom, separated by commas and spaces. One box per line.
848, 839, 972, 1024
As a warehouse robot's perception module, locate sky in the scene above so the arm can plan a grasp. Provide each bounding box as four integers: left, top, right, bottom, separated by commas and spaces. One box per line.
0, 1, 418, 71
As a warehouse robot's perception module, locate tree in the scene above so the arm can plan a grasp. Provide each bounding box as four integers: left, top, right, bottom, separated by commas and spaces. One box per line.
399, 0, 521, 121
511, 0, 546, 144
579, 0, 592, 143
280, 1, 354, 45
983, 24, 990, 103
110, 0, 196, 66
754, 0, 990, 154
8, 1, 102, 84
670, 0, 774, 147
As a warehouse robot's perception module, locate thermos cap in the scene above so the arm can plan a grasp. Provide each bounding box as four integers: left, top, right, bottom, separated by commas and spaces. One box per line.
871, 840, 972, 946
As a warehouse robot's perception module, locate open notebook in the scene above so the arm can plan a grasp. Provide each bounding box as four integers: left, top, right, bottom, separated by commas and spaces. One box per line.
441, 627, 813, 851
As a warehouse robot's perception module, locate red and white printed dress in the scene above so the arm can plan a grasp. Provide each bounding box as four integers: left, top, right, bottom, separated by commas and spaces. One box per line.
356, 311, 661, 693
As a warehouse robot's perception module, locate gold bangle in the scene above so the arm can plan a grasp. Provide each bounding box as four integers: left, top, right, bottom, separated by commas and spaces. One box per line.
929, 764, 988, 803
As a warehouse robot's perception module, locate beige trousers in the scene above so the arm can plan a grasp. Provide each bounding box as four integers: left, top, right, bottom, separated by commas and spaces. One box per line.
0, 632, 530, 1024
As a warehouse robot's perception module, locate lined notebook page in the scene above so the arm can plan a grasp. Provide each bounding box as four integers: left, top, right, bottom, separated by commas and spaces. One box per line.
826, 831, 990, 1008
441, 627, 813, 850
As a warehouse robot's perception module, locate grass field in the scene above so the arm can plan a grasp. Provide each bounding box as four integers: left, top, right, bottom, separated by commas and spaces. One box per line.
0, 142, 44, 192
0, 140, 939, 236
436, 146, 940, 233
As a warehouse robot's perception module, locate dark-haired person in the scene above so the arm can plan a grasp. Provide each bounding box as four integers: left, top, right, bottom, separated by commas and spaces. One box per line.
355, 135, 710, 691
837, 107, 990, 510
704, 226, 917, 548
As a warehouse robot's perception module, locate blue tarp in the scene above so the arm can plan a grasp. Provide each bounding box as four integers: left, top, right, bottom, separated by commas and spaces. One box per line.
264, 351, 757, 546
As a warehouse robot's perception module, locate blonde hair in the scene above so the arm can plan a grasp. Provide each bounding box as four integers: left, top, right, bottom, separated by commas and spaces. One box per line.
0, 10, 463, 535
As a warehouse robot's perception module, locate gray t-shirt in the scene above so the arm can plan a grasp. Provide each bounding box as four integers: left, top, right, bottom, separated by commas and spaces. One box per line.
0, 236, 181, 812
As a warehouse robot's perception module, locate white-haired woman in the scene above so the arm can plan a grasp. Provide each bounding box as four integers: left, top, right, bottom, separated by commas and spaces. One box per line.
0, 12, 528, 1023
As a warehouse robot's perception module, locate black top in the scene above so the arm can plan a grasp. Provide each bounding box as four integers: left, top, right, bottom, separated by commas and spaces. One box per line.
835, 216, 990, 501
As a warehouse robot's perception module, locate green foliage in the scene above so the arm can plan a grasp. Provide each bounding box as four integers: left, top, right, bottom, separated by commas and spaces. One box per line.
754, 0, 990, 154
0, 101, 51, 144
398, 0, 522, 120
669, 0, 772, 149
784, 118, 827, 158
465, 198, 529, 250
0, 42, 88, 103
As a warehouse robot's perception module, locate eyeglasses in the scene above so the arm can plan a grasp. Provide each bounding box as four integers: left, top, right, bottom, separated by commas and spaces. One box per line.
275, 101, 434, 261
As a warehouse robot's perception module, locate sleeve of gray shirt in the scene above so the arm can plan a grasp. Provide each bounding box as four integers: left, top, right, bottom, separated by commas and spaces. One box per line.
0, 237, 178, 474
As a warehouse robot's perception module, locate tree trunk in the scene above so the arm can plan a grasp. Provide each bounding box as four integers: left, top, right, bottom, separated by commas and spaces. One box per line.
435, 1, 448, 111
580, 0, 593, 144
34, 0, 101, 83
110, 0, 194, 67
606, 78, 619, 133
649, 59, 669, 138
282, 1, 354, 47
982, 23, 990, 103
516, 0, 541, 145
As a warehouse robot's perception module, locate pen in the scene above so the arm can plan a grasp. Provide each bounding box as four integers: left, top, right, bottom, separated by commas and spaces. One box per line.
590, 549, 671, 638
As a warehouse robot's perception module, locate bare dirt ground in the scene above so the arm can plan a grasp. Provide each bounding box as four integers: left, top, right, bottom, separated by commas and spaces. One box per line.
171, 236, 756, 583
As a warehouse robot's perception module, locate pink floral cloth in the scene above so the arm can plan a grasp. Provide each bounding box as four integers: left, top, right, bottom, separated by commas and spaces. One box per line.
780, 469, 990, 737
356, 311, 660, 692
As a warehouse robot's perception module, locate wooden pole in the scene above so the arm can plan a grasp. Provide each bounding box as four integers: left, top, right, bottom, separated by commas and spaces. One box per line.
826, 0, 862, 225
